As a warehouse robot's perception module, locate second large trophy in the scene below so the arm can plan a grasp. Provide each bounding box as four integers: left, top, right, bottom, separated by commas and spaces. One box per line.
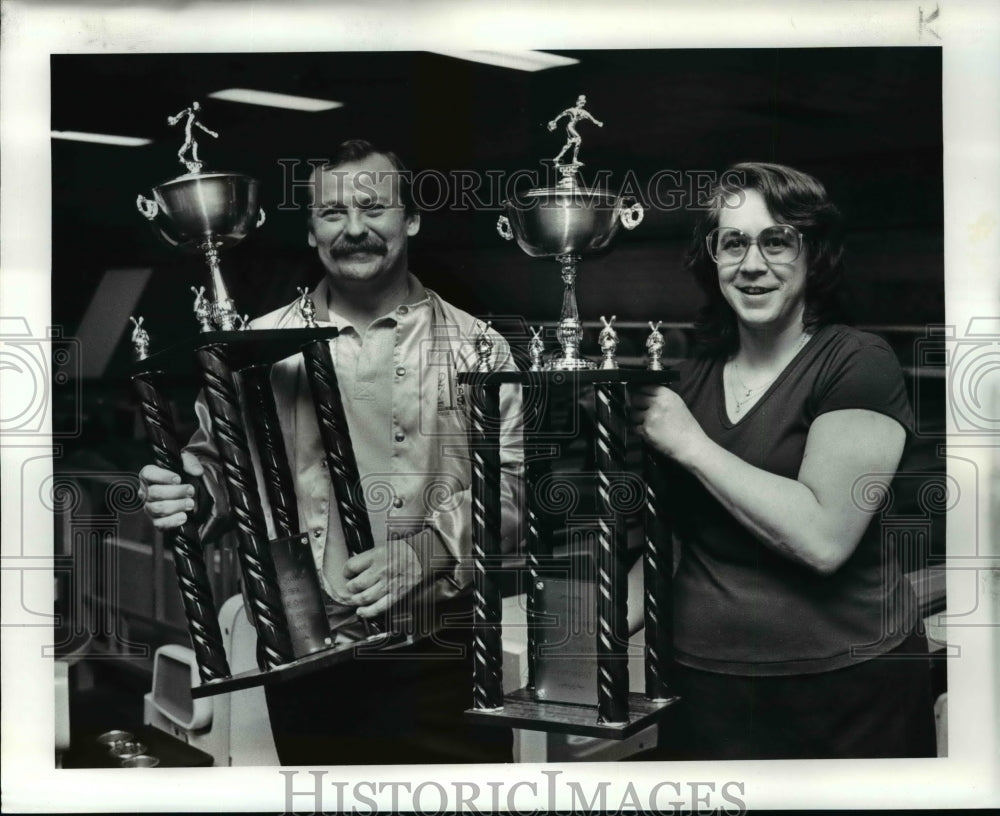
496, 94, 644, 370
467, 98, 678, 741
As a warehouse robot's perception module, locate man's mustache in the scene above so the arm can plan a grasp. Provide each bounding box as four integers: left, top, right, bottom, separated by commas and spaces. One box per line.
327, 239, 387, 257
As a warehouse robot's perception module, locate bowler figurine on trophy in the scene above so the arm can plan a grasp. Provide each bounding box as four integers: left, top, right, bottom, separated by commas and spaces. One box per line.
463, 97, 679, 737
130, 103, 404, 697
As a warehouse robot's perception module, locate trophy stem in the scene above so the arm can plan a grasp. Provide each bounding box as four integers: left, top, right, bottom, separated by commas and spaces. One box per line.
202, 238, 239, 331
550, 254, 595, 371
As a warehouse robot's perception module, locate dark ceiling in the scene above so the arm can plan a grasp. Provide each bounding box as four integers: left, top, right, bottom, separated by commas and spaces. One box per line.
52, 48, 941, 171
51, 48, 942, 354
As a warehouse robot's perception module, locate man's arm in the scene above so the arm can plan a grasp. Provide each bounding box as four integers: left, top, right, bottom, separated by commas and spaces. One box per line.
194, 121, 219, 138
547, 109, 571, 130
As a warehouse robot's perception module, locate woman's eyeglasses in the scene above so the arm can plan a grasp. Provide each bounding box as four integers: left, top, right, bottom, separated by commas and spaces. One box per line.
706, 225, 803, 265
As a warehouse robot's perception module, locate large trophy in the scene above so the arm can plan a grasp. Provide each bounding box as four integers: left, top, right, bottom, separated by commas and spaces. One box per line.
130, 103, 403, 698
463, 98, 679, 739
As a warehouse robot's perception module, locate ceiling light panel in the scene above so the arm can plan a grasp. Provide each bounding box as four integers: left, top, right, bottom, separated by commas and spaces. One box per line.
430, 50, 579, 72
208, 88, 343, 112
51, 131, 152, 147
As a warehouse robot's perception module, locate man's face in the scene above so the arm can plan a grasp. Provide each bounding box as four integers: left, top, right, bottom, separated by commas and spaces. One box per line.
307, 153, 420, 287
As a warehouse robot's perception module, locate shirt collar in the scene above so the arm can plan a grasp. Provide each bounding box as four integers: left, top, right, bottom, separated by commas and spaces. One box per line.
307, 273, 430, 332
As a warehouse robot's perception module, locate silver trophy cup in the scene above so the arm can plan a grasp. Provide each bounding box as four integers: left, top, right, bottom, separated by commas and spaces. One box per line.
136, 102, 265, 331
497, 96, 643, 370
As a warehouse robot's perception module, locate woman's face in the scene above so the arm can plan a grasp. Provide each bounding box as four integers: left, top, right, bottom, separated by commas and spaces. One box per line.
715, 188, 808, 336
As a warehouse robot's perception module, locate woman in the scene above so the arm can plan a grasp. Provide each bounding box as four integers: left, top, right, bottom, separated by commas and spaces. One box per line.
629, 162, 936, 759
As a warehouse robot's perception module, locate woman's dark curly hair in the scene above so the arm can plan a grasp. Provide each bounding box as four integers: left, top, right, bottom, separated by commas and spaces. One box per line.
686, 162, 851, 357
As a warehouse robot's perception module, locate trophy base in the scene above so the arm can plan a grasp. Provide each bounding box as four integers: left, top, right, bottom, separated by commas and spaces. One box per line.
465, 689, 680, 739
545, 357, 597, 371
190, 631, 413, 699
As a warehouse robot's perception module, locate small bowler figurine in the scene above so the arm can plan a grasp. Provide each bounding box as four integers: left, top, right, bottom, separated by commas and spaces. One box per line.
191, 285, 213, 332
646, 321, 665, 371
547, 94, 604, 167
168, 100, 218, 173
528, 326, 545, 372
476, 321, 495, 373
129, 316, 150, 361
297, 286, 318, 328
598, 315, 619, 370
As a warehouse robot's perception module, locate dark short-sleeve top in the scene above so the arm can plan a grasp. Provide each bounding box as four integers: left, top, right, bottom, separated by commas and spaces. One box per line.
671, 324, 918, 675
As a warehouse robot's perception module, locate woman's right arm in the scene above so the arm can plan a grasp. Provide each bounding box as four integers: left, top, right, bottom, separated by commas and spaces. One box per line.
631, 385, 905, 575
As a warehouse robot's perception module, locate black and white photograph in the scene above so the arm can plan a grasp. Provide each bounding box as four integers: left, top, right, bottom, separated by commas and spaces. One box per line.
2, 1, 998, 813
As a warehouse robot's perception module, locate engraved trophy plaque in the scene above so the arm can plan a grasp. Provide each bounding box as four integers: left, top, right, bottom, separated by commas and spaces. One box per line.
128, 104, 406, 698
464, 100, 679, 738
496, 95, 644, 371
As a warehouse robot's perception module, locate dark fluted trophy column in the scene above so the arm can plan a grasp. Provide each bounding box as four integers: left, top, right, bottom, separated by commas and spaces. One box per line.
593, 381, 630, 724
299, 340, 374, 556
642, 447, 673, 700
242, 365, 298, 539
523, 380, 552, 691
242, 363, 332, 658
195, 341, 296, 668
468, 379, 504, 710
131, 370, 231, 683
300, 339, 382, 637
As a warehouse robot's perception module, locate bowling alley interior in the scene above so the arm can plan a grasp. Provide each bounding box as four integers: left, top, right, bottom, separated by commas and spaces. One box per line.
45, 48, 948, 766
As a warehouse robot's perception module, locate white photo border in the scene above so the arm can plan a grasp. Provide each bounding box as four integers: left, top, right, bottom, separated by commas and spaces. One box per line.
2, 0, 997, 812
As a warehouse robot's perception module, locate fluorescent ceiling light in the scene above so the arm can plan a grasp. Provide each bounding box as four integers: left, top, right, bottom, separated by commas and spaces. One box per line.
51, 130, 152, 147
208, 88, 343, 112
430, 50, 579, 72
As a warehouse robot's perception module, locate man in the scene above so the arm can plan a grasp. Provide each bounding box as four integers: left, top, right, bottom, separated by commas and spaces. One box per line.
140, 140, 521, 764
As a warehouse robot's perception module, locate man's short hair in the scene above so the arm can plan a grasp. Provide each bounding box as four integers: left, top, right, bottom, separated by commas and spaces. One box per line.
311, 138, 417, 216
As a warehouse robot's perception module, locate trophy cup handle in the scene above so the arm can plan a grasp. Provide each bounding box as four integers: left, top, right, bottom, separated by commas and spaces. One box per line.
256, 207, 266, 228
136, 195, 159, 221
619, 201, 644, 230
496, 215, 514, 241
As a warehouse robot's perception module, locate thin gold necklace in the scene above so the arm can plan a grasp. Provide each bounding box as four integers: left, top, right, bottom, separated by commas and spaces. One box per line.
730, 331, 812, 416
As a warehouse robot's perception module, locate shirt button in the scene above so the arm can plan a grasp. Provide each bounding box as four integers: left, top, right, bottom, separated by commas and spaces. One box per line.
394, 431, 405, 442
313, 529, 323, 538
397, 305, 409, 316
395, 366, 406, 377
392, 497, 404, 509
